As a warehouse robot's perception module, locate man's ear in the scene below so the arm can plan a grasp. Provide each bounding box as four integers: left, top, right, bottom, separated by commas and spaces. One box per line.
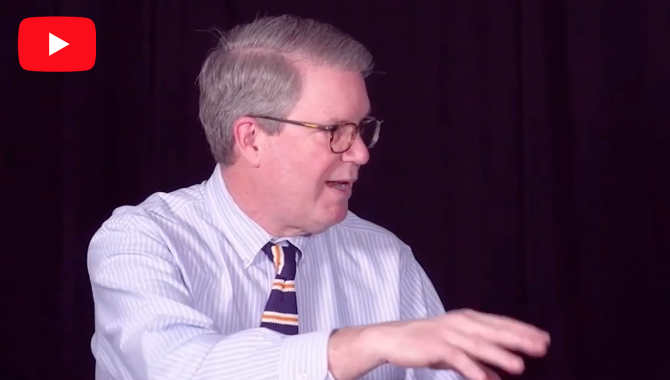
231, 116, 263, 167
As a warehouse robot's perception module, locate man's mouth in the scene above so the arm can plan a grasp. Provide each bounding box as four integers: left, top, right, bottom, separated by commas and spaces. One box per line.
326, 180, 353, 190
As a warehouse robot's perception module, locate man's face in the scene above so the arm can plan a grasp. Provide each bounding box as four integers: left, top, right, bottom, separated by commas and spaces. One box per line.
259, 63, 371, 235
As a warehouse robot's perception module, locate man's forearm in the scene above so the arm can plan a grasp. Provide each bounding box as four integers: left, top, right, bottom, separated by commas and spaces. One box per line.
328, 326, 386, 380
96, 327, 332, 380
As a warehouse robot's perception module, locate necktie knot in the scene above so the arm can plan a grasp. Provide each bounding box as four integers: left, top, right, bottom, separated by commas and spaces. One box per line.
261, 241, 299, 280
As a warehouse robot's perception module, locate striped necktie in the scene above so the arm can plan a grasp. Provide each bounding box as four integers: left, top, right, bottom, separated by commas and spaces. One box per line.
260, 241, 300, 335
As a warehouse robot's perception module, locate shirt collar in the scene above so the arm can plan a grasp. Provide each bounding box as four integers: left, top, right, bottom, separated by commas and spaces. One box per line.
204, 164, 311, 268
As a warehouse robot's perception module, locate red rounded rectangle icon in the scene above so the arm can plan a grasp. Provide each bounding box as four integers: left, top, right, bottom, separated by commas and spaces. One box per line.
18, 17, 96, 72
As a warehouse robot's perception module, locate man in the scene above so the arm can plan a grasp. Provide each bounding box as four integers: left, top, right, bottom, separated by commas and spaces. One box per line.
87, 15, 549, 380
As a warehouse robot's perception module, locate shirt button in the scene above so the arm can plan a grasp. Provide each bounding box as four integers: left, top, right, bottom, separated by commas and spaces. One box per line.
298, 373, 308, 380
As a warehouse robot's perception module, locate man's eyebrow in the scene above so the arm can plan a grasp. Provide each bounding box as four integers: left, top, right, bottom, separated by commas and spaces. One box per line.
325, 108, 372, 124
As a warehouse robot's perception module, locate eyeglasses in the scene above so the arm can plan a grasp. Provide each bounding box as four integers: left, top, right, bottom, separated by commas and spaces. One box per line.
248, 115, 382, 154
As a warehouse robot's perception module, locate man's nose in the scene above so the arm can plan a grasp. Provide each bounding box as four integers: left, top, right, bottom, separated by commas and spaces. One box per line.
342, 134, 370, 165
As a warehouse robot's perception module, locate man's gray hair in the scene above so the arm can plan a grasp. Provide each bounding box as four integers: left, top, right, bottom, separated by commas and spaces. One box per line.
197, 15, 374, 166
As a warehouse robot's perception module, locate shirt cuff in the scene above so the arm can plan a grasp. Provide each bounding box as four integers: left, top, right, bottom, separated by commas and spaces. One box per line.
279, 330, 332, 380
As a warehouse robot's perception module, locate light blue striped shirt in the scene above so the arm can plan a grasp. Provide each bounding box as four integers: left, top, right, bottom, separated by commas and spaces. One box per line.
88, 164, 464, 380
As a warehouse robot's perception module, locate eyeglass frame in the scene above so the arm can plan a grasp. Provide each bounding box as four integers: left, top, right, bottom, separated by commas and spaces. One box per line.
247, 114, 382, 154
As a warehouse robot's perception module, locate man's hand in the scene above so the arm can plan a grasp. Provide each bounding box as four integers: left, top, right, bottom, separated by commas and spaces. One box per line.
328, 309, 550, 380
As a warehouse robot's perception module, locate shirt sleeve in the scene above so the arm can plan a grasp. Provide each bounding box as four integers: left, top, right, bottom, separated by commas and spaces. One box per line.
398, 246, 467, 380
87, 212, 330, 380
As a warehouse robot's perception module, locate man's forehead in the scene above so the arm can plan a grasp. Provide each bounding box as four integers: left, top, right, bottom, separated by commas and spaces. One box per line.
293, 64, 371, 123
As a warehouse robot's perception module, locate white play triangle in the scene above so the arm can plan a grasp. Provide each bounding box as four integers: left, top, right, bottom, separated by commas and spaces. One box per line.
49, 33, 69, 56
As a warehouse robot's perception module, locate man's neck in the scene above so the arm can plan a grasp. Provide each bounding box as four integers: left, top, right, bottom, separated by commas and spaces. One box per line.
219, 165, 307, 238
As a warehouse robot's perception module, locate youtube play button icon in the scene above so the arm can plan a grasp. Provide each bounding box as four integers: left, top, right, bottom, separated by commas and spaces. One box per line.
49, 33, 69, 56
19, 17, 96, 72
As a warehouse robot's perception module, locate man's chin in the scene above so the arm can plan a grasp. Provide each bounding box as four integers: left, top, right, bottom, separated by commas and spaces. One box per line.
308, 206, 348, 233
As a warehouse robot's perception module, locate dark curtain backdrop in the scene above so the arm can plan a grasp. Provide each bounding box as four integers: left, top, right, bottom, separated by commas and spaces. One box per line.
2, 0, 668, 379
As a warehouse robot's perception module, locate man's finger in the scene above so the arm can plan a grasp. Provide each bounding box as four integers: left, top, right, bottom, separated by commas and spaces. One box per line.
439, 345, 491, 380
481, 366, 502, 380
467, 310, 550, 340
452, 311, 550, 356
442, 328, 525, 374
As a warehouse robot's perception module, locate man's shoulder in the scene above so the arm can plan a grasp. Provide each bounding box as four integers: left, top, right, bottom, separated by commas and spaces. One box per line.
338, 211, 395, 235
333, 211, 409, 249
95, 181, 209, 235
